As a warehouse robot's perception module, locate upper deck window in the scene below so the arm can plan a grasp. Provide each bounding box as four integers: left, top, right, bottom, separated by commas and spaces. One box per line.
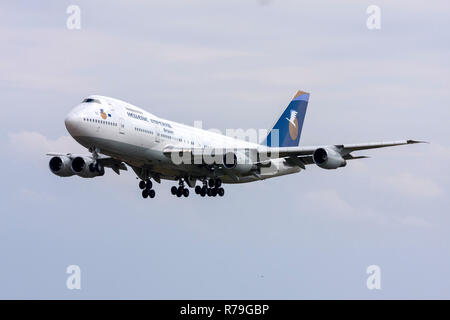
82, 98, 101, 104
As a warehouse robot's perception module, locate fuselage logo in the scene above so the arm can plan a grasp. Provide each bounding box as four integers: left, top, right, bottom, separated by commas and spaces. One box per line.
100, 109, 110, 120
286, 110, 299, 140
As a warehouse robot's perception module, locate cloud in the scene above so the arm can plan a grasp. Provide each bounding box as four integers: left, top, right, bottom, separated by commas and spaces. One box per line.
373, 172, 443, 198
395, 215, 432, 229
19, 188, 56, 204
148, 42, 254, 63
7, 131, 85, 159
304, 189, 354, 217
0, 27, 255, 92
303, 189, 432, 228
304, 189, 388, 224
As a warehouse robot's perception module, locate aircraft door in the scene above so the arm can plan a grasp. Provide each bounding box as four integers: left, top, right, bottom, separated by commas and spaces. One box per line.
119, 117, 125, 134
155, 126, 160, 143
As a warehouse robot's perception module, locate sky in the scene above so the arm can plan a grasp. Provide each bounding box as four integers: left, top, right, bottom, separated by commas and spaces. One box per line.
0, 0, 449, 299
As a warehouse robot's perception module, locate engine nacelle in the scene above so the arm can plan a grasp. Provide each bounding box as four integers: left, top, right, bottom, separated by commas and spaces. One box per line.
49, 156, 75, 177
71, 156, 104, 178
312, 147, 347, 169
222, 151, 253, 174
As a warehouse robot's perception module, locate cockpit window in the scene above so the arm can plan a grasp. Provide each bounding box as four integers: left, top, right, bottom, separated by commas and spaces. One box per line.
82, 98, 101, 104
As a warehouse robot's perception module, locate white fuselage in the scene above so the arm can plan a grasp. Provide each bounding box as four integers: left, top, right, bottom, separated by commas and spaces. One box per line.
64, 95, 301, 183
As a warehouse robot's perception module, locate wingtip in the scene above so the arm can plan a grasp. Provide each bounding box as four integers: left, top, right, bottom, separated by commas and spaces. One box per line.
407, 140, 429, 144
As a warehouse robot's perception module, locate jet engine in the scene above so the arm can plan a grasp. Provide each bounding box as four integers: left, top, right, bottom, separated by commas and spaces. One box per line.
312, 147, 347, 169
49, 156, 75, 177
71, 156, 105, 178
222, 151, 253, 173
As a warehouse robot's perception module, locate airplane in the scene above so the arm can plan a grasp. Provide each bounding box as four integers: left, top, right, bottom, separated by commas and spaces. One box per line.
47, 90, 423, 199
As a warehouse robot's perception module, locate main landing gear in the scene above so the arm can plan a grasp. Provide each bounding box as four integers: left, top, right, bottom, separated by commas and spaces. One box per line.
170, 178, 224, 198
194, 178, 224, 197
139, 179, 155, 199
170, 178, 189, 198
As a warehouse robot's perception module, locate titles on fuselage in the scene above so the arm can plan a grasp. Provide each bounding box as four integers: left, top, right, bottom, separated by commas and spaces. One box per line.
127, 111, 172, 129
127, 112, 148, 122
150, 119, 172, 129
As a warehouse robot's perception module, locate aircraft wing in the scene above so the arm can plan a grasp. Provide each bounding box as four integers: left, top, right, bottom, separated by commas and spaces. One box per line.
261, 139, 424, 169
164, 140, 424, 168
270, 139, 425, 158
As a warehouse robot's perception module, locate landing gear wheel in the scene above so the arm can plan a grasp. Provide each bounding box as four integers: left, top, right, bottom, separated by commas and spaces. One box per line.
146, 180, 153, 190
195, 186, 201, 194
207, 188, 212, 197
171, 186, 178, 195
218, 187, 225, 197
139, 181, 146, 190
202, 186, 207, 194
211, 188, 218, 197
200, 190, 206, 197
142, 189, 149, 198
208, 179, 215, 188
176, 188, 183, 197
149, 189, 156, 198
183, 189, 189, 197
214, 179, 222, 188
89, 163, 96, 173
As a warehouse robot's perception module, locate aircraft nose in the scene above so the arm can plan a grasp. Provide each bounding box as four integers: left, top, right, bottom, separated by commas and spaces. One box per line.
64, 112, 80, 136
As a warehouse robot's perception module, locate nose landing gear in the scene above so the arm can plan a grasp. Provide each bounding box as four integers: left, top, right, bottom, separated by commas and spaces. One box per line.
87, 147, 105, 176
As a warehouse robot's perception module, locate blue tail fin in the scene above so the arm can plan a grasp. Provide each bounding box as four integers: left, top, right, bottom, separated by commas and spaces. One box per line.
262, 90, 310, 147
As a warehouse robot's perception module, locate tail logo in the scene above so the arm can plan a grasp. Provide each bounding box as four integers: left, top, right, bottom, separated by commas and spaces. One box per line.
286, 110, 299, 140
